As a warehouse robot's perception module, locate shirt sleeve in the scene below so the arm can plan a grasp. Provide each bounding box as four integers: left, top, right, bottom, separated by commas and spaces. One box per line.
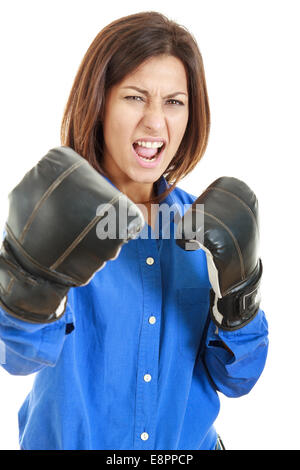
0, 295, 75, 376
203, 308, 269, 397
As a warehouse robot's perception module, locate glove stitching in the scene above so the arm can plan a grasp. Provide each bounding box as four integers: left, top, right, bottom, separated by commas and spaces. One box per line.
6, 275, 15, 294
19, 160, 84, 244
4, 225, 82, 285
197, 208, 245, 282
205, 186, 259, 233
0, 277, 13, 295
50, 193, 123, 270
1, 257, 37, 286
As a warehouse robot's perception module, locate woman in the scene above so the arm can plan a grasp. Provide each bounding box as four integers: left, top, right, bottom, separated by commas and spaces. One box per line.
0, 11, 268, 450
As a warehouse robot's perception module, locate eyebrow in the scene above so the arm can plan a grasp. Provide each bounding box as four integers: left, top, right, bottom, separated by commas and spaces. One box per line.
121, 86, 188, 99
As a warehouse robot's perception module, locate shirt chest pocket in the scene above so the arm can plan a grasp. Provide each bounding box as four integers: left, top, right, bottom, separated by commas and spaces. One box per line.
177, 287, 210, 361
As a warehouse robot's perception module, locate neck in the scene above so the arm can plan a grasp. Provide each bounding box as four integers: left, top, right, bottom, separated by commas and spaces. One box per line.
99, 161, 159, 228
110, 177, 158, 229
101, 171, 156, 206
118, 180, 156, 205
118, 181, 158, 229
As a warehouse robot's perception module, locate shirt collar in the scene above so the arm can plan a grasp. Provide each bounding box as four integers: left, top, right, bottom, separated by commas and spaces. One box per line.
155, 175, 178, 209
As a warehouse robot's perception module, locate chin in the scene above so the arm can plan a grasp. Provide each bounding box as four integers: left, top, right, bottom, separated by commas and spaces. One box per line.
129, 167, 162, 184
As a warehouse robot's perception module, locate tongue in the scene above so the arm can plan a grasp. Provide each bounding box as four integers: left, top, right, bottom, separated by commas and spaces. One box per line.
134, 144, 158, 159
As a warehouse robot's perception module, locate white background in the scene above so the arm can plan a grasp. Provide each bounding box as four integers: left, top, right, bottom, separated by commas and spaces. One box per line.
0, 0, 299, 450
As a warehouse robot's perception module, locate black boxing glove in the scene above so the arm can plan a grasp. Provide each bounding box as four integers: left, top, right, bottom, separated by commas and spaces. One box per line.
0, 147, 144, 323
176, 177, 262, 331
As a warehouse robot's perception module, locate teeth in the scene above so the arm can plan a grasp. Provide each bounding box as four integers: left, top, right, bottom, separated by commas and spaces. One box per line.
136, 141, 164, 149
139, 155, 157, 162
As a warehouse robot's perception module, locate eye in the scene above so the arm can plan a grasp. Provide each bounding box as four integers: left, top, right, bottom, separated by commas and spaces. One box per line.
125, 95, 144, 102
166, 99, 185, 106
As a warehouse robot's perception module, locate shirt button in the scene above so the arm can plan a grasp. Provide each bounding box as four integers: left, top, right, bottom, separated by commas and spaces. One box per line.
146, 257, 154, 265
144, 373, 152, 382
141, 432, 149, 441
148, 316, 156, 325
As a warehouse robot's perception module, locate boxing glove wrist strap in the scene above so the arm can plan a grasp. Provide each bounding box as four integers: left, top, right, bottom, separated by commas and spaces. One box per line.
0, 241, 68, 323
210, 259, 263, 331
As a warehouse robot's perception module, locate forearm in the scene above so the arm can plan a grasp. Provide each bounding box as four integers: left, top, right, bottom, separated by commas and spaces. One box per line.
204, 308, 269, 397
0, 297, 74, 376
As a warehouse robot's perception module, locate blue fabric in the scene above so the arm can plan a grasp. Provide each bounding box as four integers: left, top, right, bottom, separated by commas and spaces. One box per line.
0, 176, 268, 450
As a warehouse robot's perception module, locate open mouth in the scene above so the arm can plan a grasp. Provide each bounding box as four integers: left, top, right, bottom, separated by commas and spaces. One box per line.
132, 141, 166, 162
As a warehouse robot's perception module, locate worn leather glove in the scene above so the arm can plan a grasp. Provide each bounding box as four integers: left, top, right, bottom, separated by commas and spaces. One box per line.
176, 177, 262, 331
0, 147, 144, 323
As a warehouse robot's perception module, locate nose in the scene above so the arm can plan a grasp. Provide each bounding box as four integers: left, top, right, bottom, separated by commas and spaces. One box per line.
142, 101, 165, 132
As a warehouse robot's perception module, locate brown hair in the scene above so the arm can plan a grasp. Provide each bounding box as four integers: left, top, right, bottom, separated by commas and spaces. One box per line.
61, 11, 210, 202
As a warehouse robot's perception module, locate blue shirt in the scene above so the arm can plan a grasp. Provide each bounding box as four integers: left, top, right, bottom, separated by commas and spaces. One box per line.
0, 176, 268, 450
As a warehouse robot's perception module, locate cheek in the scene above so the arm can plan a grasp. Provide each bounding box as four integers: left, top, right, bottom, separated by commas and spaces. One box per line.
104, 107, 138, 145
170, 114, 189, 146
104, 112, 120, 140
180, 111, 189, 134
103, 121, 125, 160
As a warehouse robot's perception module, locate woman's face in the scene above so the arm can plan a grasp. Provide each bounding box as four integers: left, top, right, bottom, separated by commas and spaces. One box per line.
102, 55, 189, 194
